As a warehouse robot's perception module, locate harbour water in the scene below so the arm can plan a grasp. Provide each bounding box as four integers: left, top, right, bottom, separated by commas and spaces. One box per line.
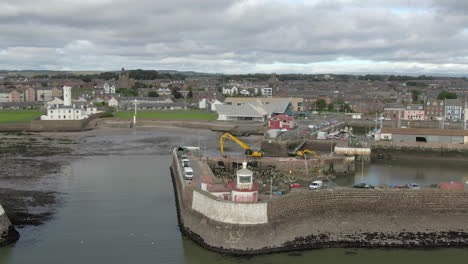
1, 153, 468, 263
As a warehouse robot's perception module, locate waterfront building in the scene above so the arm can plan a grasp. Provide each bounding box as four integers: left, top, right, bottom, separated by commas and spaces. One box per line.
230, 162, 259, 203
41, 86, 99, 120
383, 104, 405, 120
445, 99, 463, 121
377, 127, 468, 144
425, 99, 445, 120
404, 104, 425, 120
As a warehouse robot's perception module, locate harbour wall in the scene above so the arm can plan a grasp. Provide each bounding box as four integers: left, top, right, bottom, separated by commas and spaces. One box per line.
0, 114, 99, 132
0, 204, 19, 247
170, 149, 468, 254
371, 141, 468, 161
98, 118, 264, 135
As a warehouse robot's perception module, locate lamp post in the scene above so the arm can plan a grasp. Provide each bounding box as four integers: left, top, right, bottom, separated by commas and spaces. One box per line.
133, 99, 138, 125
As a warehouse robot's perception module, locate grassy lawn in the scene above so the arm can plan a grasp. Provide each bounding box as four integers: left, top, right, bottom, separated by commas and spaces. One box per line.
0, 111, 45, 123
114, 111, 218, 120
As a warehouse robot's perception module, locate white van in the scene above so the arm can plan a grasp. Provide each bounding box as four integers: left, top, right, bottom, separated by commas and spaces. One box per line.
184, 167, 194, 180
181, 158, 190, 168
309, 180, 323, 190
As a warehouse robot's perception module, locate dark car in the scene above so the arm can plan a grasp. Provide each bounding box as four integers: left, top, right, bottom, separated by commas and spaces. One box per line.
353, 183, 374, 189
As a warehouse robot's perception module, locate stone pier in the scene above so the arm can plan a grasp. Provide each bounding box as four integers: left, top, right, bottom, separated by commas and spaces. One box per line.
0, 204, 19, 247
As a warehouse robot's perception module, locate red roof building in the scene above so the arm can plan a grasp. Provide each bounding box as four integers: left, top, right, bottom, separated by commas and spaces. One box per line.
269, 114, 296, 130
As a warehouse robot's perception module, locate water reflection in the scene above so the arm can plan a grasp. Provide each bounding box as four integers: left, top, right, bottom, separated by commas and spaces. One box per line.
336, 159, 468, 187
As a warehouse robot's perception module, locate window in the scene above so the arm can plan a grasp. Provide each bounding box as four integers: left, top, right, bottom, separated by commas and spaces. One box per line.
239, 176, 251, 183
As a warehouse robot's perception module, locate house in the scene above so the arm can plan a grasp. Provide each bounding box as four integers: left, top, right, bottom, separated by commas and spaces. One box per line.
425, 99, 445, 120
36, 88, 53, 102
261, 87, 273, 97
269, 115, 296, 130
157, 88, 171, 96
199, 98, 223, 111
0, 89, 21, 103
108, 97, 119, 107
41, 86, 99, 121
404, 104, 425, 120
445, 99, 463, 121
103, 83, 116, 94
222, 86, 239, 95
24, 87, 36, 102
383, 104, 405, 120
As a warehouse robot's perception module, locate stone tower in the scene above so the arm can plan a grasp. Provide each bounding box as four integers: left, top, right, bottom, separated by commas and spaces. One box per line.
63, 86, 72, 106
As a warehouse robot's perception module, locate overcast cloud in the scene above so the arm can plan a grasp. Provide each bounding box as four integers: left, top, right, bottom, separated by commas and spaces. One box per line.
0, 0, 467, 75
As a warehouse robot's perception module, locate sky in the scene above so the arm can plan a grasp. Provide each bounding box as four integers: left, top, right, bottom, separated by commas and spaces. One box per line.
0, 0, 468, 75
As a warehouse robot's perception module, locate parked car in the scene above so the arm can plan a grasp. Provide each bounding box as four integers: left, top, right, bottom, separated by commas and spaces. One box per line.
181, 158, 190, 168
183, 167, 194, 180
407, 183, 421, 190
353, 183, 374, 189
309, 180, 323, 190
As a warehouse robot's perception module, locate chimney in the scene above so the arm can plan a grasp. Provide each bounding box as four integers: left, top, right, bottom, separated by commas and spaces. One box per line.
242, 161, 247, 169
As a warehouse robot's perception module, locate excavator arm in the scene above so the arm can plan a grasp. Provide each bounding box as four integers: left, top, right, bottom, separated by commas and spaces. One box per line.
220, 133, 263, 157
294, 149, 319, 158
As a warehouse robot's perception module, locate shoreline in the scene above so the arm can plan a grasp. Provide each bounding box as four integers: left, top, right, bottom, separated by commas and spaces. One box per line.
170, 149, 468, 255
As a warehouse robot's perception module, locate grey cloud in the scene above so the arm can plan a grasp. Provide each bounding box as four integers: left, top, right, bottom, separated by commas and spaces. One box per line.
0, 0, 467, 74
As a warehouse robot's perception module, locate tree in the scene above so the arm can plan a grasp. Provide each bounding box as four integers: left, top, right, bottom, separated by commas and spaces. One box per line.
327, 104, 334, 111
187, 87, 193, 99
148, 91, 159, 97
437, 91, 457, 100
340, 103, 353, 112
315, 99, 326, 111
171, 88, 182, 99
411, 89, 421, 102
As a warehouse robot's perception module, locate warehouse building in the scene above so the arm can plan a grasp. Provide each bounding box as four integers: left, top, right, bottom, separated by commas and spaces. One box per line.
377, 127, 468, 144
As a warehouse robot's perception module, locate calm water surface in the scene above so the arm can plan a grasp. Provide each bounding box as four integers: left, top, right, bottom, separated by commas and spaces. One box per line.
0, 155, 467, 263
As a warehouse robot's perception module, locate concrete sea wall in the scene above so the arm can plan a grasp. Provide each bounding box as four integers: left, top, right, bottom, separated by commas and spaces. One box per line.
0, 114, 99, 132
0, 204, 19, 247
98, 118, 264, 135
170, 150, 468, 254
371, 141, 468, 161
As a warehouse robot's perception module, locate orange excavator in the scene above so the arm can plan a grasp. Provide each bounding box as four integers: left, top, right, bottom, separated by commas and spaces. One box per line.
219, 133, 263, 157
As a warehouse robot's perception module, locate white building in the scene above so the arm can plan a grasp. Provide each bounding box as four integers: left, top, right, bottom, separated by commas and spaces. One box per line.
103, 83, 116, 94
157, 88, 171, 96
199, 98, 223, 111
41, 86, 99, 120
222, 86, 238, 96
260, 87, 273, 97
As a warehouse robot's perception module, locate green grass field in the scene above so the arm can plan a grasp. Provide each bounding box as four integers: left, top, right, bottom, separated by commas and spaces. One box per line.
0, 111, 45, 123
114, 111, 218, 120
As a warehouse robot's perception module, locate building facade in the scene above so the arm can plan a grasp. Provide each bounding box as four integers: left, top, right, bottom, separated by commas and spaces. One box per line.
425, 100, 445, 120
41, 86, 98, 121
383, 106, 405, 120
404, 104, 425, 120
445, 99, 463, 121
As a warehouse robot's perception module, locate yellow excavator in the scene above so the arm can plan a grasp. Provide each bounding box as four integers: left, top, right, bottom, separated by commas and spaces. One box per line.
290, 149, 319, 158
219, 133, 263, 157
